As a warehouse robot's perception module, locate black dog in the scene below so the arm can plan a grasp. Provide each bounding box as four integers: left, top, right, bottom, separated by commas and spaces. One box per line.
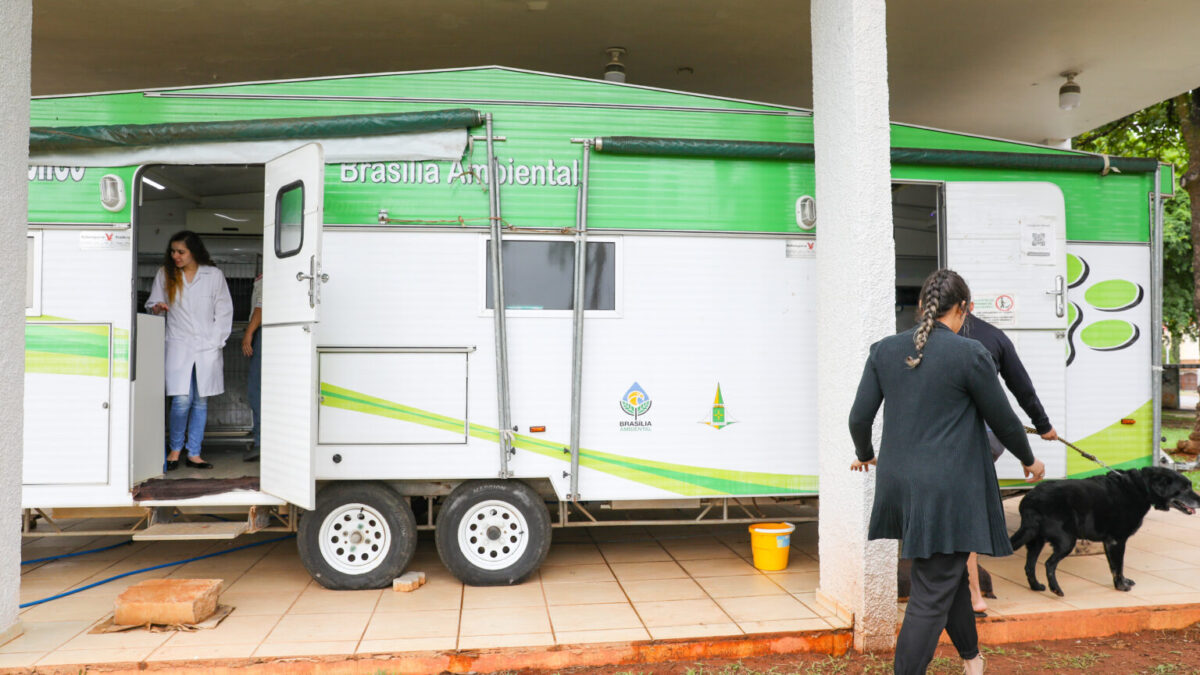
1009, 466, 1200, 597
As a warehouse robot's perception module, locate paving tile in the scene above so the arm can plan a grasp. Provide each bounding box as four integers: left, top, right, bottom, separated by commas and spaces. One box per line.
460, 606, 550, 636
362, 609, 460, 640
56, 625, 174, 651
539, 563, 617, 584
677, 557, 760, 578
462, 582, 546, 609
264, 612, 370, 643
253, 640, 358, 658
696, 574, 790, 598
658, 537, 741, 560
0, 651, 47, 668
542, 543, 606, 566
219, 589, 302, 615
739, 617, 832, 634
146, 642, 258, 662
158, 614, 278, 645
598, 542, 673, 563
633, 598, 731, 628
620, 578, 706, 602
18, 593, 117, 623
543, 581, 628, 606
609, 561, 688, 582
0, 620, 89, 653
1062, 591, 1160, 610
357, 636, 458, 654
549, 603, 643, 632
767, 570, 820, 593
36, 646, 158, 667
458, 633, 556, 649
647, 622, 743, 640
1130, 591, 1200, 605
555, 627, 651, 645
375, 579, 463, 612
717, 594, 818, 622
224, 570, 313, 595
289, 586, 383, 614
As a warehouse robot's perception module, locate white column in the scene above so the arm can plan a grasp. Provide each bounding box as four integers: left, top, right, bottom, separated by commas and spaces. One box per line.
811, 0, 898, 652
0, 0, 31, 645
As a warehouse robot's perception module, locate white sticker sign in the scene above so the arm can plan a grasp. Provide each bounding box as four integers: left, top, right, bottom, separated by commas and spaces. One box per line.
786, 240, 815, 259
79, 231, 131, 251
973, 294, 1017, 327
1020, 219, 1055, 262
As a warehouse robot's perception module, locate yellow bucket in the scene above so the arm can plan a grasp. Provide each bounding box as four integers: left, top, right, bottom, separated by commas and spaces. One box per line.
748, 522, 795, 571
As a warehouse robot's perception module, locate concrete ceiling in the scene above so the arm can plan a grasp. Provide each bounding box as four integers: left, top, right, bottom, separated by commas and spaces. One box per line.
32, 0, 1200, 144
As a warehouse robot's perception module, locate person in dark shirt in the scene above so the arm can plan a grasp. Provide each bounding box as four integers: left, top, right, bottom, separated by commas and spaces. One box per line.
959, 309, 1058, 616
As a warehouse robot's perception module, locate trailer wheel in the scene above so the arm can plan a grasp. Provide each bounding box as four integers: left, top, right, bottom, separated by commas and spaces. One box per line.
435, 480, 551, 586
298, 482, 417, 590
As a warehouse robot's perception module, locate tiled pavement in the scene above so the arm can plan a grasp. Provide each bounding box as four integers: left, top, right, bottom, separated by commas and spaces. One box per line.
7, 498, 1200, 669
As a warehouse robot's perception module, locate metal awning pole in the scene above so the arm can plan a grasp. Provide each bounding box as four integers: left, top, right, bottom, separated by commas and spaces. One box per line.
485, 113, 513, 477
1152, 165, 1165, 467
568, 139, 593, 500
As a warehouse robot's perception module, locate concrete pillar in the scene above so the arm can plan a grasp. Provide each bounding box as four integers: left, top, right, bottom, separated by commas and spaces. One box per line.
811, 0, 898, 652
0, 0, 31, 645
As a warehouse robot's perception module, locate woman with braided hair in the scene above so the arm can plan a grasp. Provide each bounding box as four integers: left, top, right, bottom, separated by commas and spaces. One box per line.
848, 268, 1045, 675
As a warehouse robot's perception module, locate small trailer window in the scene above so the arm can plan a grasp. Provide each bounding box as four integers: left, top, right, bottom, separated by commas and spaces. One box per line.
274, 182, 304, 258
485, 239, 616, 312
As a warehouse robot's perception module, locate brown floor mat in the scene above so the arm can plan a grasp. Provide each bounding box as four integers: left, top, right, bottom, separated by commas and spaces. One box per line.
132, 476, 259, 501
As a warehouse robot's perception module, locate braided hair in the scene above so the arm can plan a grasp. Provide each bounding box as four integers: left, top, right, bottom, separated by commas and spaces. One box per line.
906, 268, 971, 368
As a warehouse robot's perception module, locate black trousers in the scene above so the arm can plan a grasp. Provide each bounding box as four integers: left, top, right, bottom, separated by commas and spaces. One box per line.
894, 551, 978, 674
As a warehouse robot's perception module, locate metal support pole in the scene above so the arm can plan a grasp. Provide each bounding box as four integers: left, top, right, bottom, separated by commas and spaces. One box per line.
485, 113, 513, 477
1152, 165, 1165, 466
567, 139, 592, 500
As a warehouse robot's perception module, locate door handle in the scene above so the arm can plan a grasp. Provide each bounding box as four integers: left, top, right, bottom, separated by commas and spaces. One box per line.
1045, 274, 1065, 318
296, 256, 329, 308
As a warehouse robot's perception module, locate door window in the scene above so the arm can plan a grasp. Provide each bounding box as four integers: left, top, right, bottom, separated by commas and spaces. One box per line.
485, 239, 617, 312
274, 182, 304, 258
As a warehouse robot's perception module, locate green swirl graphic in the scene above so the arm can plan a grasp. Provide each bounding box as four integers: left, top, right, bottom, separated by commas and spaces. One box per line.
1080, 320, 1139, 351
1067, 253, 1089, 288
1084, 279, 1144, 312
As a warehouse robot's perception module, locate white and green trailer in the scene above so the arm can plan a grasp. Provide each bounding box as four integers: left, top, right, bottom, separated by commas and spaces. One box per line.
22, 67, 1172, 588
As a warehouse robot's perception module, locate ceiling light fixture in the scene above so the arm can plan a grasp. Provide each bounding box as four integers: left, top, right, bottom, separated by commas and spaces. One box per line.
142, 176, 165, 190
1059, 71, 1081, 111
604, 47, 627, 83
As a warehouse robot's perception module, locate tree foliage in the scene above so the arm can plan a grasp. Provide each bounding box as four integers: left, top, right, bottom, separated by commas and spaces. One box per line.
1074, 99, 1196, 360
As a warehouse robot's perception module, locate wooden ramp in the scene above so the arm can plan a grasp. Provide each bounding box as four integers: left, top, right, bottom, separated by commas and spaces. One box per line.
132, 521, 248, 541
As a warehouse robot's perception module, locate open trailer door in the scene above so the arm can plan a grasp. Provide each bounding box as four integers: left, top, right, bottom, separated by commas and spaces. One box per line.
260, 143, 326, 510
945, 181, 1068, 479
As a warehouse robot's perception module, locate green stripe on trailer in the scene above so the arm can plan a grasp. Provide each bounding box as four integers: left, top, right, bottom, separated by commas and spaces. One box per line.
319, 382, 817, 496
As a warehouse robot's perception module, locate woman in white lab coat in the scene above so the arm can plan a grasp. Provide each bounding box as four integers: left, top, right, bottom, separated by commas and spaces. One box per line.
146, 231, 233, 470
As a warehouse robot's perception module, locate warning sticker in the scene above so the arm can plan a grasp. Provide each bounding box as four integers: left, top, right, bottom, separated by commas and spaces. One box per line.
973, 294, 1017, 327
80, 231, 131, 251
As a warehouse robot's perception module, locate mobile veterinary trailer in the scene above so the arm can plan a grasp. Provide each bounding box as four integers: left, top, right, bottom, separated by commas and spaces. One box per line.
23, 67, 1171, 588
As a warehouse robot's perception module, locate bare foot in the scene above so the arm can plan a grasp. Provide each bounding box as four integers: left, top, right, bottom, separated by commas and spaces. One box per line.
964, 654, 985, 675
973, 601, 989, 614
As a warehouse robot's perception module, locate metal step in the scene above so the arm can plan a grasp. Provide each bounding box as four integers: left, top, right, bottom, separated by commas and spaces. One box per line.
132, 521, 249, 541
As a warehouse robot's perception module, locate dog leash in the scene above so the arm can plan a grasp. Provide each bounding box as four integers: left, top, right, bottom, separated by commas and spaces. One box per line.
1023, 426, 1115, 472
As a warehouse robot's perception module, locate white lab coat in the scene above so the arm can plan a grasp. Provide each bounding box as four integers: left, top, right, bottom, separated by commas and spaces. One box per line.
145, 265, 234, 397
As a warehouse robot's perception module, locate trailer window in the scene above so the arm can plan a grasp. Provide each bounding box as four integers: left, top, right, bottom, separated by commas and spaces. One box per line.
274, 182, 304, 258
26, 232, 42, 316
485, 240, 616, 311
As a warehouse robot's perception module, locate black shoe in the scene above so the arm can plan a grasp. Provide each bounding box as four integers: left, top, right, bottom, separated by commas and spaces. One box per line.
184, 458, 213, 469
166, 459, 180, 471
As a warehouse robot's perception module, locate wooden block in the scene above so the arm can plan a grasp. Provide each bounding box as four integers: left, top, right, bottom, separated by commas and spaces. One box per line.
393, 571, 426, 592
114, 578, 223, 626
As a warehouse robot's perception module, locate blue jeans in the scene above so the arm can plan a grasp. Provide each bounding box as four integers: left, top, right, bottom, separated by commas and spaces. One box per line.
248, 330, 261, 450
168, 367, 207, 458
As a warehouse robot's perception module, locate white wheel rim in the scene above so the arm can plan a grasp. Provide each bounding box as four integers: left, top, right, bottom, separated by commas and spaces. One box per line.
318, 502, 391, 576
457, 499, 530, 571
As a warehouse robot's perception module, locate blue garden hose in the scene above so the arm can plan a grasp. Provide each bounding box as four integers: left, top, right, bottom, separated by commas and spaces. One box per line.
20, 534, 295, 609
22, 540, 133, 566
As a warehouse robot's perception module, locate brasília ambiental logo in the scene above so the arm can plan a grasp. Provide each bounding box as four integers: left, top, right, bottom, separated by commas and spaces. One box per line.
621, 382, 652, 420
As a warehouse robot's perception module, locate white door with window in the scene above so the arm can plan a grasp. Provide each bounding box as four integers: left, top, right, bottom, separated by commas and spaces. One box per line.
945, 182, 1069, 479
261, 143, 326, 510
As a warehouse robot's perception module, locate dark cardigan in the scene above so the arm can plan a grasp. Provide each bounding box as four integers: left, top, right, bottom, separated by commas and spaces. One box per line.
848, 322, 1035, 559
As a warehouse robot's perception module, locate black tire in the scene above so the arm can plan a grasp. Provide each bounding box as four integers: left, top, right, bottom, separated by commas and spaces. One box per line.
298, 481, 417, 590
435, 480, 551, 586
